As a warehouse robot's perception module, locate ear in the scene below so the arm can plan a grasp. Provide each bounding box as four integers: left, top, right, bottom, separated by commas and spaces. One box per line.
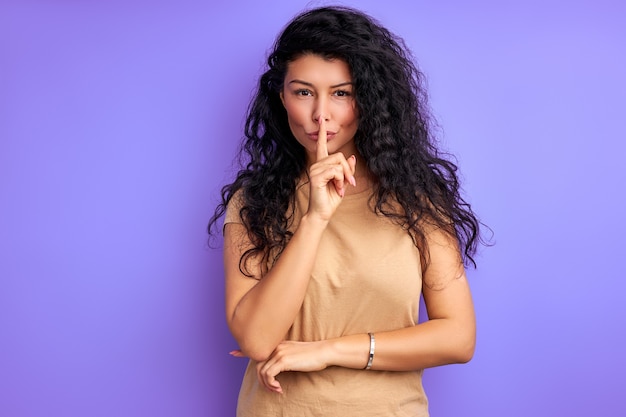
279, 90, 285, 107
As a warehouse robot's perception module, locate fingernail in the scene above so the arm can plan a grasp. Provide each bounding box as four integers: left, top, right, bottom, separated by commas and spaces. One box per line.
339, 188, 345, 197
349, 176, 356, 187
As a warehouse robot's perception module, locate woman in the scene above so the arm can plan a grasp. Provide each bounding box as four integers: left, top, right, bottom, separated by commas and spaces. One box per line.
209, 6, 484, 416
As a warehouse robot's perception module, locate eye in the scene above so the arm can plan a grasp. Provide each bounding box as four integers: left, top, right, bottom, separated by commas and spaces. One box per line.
294, 89, 313, 97
333, 90, 352, 97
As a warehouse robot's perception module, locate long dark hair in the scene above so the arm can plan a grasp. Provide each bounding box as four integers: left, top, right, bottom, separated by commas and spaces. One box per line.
208, 6, 486, 277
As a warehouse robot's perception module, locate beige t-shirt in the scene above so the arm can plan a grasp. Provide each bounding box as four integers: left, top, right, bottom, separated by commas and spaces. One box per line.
225, 182, 428, 417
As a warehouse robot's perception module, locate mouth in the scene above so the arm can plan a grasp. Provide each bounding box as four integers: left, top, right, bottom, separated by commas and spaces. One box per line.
307, 131, 337, 141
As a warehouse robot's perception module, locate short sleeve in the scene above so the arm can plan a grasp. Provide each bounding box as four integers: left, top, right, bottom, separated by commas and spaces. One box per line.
223, 190, 244, 228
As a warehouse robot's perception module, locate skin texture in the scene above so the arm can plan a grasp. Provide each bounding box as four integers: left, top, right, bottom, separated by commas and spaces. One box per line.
280, 55, 359, 168
224, 54, 476, 394
279, 55, 370, 196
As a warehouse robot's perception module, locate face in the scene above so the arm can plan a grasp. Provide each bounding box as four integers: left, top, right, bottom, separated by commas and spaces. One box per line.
280, 54, 359, 164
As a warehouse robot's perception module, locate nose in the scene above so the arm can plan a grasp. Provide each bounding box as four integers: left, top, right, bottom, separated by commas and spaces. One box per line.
313, 97, 330, 123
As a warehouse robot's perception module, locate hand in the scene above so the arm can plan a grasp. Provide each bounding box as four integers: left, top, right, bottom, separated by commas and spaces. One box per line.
230, 340, 331, 394
307, 118, 357, 222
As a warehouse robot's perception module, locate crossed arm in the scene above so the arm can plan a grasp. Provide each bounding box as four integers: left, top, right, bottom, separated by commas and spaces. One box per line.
223, 119, 475, 394
225, 219, 475, 393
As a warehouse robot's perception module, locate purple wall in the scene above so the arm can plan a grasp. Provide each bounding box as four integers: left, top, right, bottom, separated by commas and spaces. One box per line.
1, 1, 624, 416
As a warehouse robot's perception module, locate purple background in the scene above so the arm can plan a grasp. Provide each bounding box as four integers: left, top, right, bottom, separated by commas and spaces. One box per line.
1, 1, 625, 416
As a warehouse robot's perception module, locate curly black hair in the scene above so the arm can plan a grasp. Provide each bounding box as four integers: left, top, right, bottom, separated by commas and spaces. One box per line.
208, 6, 486, 277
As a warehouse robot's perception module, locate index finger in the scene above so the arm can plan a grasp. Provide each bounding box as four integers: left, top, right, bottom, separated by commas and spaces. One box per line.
316, 118, 328, 161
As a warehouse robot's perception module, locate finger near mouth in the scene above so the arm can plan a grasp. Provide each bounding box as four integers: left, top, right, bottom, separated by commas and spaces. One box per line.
307, 133, 335, 141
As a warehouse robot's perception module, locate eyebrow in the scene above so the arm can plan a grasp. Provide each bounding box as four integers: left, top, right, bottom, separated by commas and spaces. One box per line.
288, 80, 353, 88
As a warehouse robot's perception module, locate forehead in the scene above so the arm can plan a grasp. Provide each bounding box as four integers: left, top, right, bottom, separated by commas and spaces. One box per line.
284, 54, 352, 84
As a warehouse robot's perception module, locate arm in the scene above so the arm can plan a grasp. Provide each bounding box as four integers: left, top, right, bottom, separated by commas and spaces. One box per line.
363, 227, 476, 369
253, 226, 476, 393
224, 119, 357, 362
224, 214, 327, 362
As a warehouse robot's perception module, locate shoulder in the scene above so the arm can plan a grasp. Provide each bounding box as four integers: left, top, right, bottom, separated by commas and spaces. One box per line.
224, 189, 245, 228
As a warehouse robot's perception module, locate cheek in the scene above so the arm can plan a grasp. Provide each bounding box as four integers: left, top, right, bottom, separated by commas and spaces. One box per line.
284, 102, 306, 125
342, 99, 357, 118
342, 105, 358, 124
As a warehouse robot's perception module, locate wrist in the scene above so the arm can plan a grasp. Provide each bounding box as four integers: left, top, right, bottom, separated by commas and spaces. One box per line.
300, 212, 330, 231
324, 334, 373, 370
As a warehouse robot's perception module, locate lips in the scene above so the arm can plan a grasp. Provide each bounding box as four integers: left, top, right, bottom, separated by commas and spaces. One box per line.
307, 131, 337, 140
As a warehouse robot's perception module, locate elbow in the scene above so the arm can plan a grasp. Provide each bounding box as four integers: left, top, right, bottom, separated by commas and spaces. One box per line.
454, 334, 476, 364
229, 317, 276, 362
441, 324, 475, 364
239, 343, 274, 363
456, 343, 475, 364
232, 328, 277, 362
449, 318, 476, 364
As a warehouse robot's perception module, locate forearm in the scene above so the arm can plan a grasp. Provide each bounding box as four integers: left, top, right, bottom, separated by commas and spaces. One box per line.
326, 319, 476, 371
229, 214, 328, 361
253, 317, 476, 394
